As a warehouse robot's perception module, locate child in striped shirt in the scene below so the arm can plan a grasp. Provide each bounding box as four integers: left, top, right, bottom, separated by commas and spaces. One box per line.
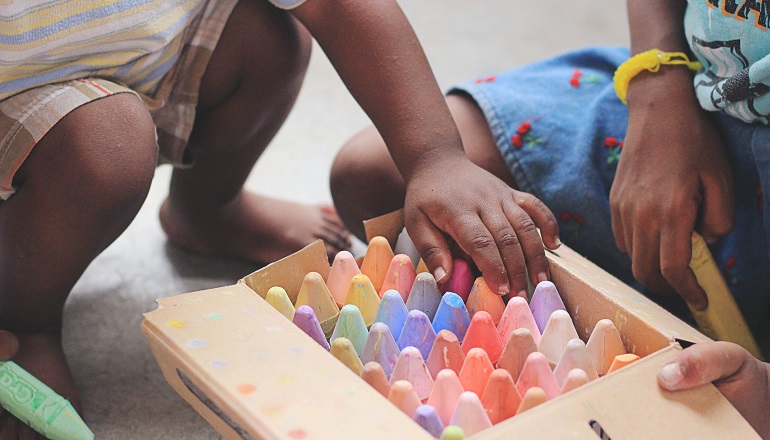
0, 0, 559, 436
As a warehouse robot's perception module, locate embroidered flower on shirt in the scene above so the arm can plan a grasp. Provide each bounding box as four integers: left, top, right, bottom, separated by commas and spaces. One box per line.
512, 120, 544, 149
570, 68, 601, 87
559, 211, 584, 239
473, 75, 497, 84
604, 136, 624, 164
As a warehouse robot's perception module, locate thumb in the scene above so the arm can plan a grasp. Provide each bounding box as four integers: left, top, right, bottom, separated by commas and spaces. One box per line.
657, 341, 748, 391
0, 330, 19, 361
406, 212, 454, 284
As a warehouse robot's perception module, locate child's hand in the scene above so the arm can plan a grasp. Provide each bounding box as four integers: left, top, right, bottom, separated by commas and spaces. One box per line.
609, 68, 734, 309
404, 155, 560, 297
658, 341, 770, 437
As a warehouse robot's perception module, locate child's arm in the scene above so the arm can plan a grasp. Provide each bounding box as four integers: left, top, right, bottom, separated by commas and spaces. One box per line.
291, 0, 560, 296
609, 0, 734, 309
658, 341, 770, 437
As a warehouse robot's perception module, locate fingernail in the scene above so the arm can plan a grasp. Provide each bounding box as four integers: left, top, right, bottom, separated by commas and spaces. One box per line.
703, 235, 718, 245
498, 283, 510, 296
517, 290, 528, 299
658, 362, 684, 389
554, 236, 562, 247
693, 300, 708, 311
537, 272, 548, 283
434, 267, 447, 283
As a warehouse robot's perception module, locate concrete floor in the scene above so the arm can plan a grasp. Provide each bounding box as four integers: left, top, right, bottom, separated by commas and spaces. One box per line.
64, 1, 629, 438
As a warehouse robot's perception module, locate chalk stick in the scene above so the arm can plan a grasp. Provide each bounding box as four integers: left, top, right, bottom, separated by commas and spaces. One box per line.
450, 392, 492, 436
553, 339, 598, 386
331, 304, 370, 355
373, 289, 409, 341
607, 353, 640, 374
388, 380, 422, 418
292, 305, 330, 350
516, 352, 560, 400
406, 272, 442, 320
537, 310, 580, 367
431, 292, 471, 342
426, 330, 466, 379
497, 328, 538, 381
529, 281, 567, 333
497, 296, 541, 345
295, 272, 340, 338
344, 274, 381, 327
326, 251, 362, 308
466, 277, 505, 325
480, 369, 521, 425
458, 347, 494, 397
360, 322, 401, 377
398, 309, 437, 360
389, 346, 434, 401
461, 311, 503, 364
265, 286, 295, 321
515, 387, 547, 415
439, 425, 466, 440
413, 404, 445, 438
586, 319, 627, 376
361, 236, 395, 292
361, 361, 391, 397
440, 259, 474, 302
428, 369, 465, 426
559, 368, 589, 395
329, 337, 363, 375
380, 254, 417, 301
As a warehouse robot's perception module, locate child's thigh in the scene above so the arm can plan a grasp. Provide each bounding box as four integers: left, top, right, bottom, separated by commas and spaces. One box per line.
3, 83, 158, 207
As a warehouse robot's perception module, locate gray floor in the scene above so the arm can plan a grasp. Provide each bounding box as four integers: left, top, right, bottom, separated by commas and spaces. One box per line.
65, 2, 629, 438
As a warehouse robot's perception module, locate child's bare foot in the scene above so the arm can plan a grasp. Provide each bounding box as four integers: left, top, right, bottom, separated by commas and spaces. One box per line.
160, 191, 352, 264
0, 332, 82, 439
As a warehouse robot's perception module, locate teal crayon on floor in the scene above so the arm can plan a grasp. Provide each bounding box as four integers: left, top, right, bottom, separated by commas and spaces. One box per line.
0, 361, 94, 440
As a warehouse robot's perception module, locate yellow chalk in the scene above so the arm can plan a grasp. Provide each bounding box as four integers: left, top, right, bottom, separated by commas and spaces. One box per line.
689, 233, 763, 360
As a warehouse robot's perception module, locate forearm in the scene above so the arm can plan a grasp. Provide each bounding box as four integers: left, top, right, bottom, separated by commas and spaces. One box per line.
292, 0, 464, 182
625, 0, 697, 109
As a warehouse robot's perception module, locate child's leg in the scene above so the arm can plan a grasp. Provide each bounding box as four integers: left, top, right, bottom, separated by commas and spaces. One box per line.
0, 93, 157, 423
159, 0, 350, 263
330, 94, 516, 241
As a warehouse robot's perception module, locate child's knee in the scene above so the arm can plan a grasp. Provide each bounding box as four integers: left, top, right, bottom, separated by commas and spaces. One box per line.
38, 94, 157, 212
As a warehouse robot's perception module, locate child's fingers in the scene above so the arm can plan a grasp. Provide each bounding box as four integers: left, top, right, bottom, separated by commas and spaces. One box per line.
449, 212, 511, 296
513, 191, 561, 250
699, 174, 735, 243
659, 216, 707, 310
658, 341, 749, 391
478, 206, 528, 297
609, 193, 629, 255
501, 198, 550, 286
405, 210, 454, 284
0, 330, 19, 360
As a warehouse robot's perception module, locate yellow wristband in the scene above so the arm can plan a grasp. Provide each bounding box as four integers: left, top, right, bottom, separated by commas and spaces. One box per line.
613, 49, 702, 105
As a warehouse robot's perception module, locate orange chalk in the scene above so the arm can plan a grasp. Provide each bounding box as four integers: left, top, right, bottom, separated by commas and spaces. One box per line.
480, 369, 521, 425
388, 380, 422, 418
461, 311, 503, 364
326, 251, 362, 307
466, 277, 505, 324
344, 274, 381, 327
361, 362, 391, 398
380, 254, 417, 301
450, 392, 492, 436
559, 368, 589, 395
389, 346, 435, 401
360, 236, 395, 292
537, 310, 580, 367
426, 330, 466, 379
516, 352, 560, 400
497, 296, 541, 345
497, 328, 538, 381
458, 347, 494, 397
515, 387, 547, 415
329, 337, 363, 376
607, 353, 640, 374
416, 258, 430, 275
427, 369, 465, 426
553, 339, 598, 386
294, 272, 340, 338
586, 319, 627, 376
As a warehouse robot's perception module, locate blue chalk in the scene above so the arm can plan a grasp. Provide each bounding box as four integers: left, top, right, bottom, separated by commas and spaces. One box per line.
431, 292, 471, 342
373, 289, 409, 340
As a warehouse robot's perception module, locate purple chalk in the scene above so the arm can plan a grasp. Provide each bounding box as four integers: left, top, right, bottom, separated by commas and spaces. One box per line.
529, 281, 567, 333
293, 305, 330, 350
397, 309, 437, 360
406, 272, 442, 320
413, 404, 445, 437
360, 322, 401, 376
373, 290, 409, 340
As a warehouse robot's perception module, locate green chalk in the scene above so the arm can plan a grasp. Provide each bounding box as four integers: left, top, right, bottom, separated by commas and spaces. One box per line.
0, 361, 94, 440
440, 425, 465, 440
